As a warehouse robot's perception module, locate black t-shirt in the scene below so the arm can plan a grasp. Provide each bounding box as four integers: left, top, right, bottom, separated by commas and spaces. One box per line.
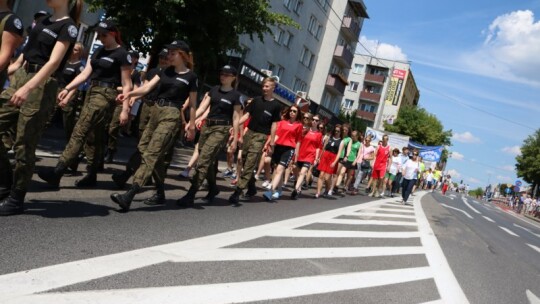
23, 16, 78, 68
131, 69, 141, 87
156, 66, 198, 103
0, 12, 24, 37
89, 45, 131, 84
58, 60, 83, 87
246, 96, 282, 135
325, 137, 342, 154
207, 86, 242, 121
144, 67, 162, 101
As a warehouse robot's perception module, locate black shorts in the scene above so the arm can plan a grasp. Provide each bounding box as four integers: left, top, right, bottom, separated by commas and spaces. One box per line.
296, 161, 312, 169
271, 145, 295, 167
343, 161, 354, 170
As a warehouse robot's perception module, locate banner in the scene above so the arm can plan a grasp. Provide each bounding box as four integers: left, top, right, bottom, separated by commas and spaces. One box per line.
407, 141, 444, 162
382, 69, 408, 127
365, 127, 410, 150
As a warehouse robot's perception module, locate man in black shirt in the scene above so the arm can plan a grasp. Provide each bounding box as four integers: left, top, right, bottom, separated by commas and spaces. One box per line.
229, 77, 282, 205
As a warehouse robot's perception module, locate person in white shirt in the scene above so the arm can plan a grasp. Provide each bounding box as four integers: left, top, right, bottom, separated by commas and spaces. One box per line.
382, 148, 401, 197
401, 149, 420, 205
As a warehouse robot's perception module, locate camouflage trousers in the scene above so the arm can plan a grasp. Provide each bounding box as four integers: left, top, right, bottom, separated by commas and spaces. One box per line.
237, 129, 267, 190
0, 67, 58, 193
132, 105, 180, 186
191, 124, 230, 190
107, 104, 123, 151
59, 85, 117, 169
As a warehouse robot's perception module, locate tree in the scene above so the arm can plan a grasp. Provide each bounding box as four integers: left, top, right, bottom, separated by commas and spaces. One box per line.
383, 105, 452, 162
86, 0, 296, 79
515, 129, 540, 196
469, 187, 484, 198
339, 110, 367, 134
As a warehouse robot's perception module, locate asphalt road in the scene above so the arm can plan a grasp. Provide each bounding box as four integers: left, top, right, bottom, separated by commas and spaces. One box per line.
0, 131, 539, 303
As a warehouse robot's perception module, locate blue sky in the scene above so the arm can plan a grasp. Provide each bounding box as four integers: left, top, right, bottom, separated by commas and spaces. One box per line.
358, 0, 540, 189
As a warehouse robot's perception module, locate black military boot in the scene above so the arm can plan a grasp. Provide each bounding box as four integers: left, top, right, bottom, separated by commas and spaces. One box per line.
75, 167, 97, 188
38, 161, 68, 187
111, 170, 131, 189
0, 160, 13, 200
202, 184, 220, 203
228, 188, 242, 206
176, 186, 197, 208
143, 183, 166, 206
105, 149, 115, 164
110, 183, 141, 212
0, 190, 25, 216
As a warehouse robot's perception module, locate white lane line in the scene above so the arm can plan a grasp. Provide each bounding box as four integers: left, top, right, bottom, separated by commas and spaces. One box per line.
344, 212, 416, 219
370, 207, 415, 213
440, 203, 473, 219
461, 198, 481, 214
526, 289, 540, 304
9, 267, 434, 304
267, 229, 421, 239
419, 300, 444, 304
381, 204, 414, 209
513, 224, 540, 238
483, 216, 495, 223
499, 226, 519, 237
165, 247, 426, 262
415, 193, 470, 304
500, 209, 540, 230
319, 218, 418, 226
527, 244, 540, 254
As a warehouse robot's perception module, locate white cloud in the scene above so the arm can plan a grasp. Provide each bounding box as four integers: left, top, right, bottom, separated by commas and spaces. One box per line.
496, 175, 511, 182
500, 165, 515, 172
467, 177, 481, 184
447, 169, 461, 179
450, 151, 464, 160
501, 146, 521, 156
452, 131, 481, 143
358, 36, 408, 62
460, 10, 540, 87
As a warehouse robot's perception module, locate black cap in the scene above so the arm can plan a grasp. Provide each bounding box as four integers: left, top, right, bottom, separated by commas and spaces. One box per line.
158, 49, 168, 58
220, 65, 237, 75
95, 20, 119, 33
128, 50, 140, 58
34, 11, 48, 19
164, 40, 190, 53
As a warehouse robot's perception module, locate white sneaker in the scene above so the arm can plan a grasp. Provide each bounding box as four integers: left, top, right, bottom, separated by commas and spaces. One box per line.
262, 180, 271, 189
327, 190, 333, 196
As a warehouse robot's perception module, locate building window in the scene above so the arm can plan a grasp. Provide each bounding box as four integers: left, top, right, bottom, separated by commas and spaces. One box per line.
353, 64, 364, 74
368, 67, 387, 76
360, 104, 377, 113
322, 92, 332, 108
308, 16, 323, 39
300, 47, 315, 69
316, 0, 329, 11
293, 0, 303, 14
275, 28, 293, 47
343, 99, 354, 110
293, 77, 307, 92
283, 32, 293, 47
363, 84, 382, 94
283, 0, 292, 9
276, 65, 285, 78
267, 62, 275, 73
348, 81, 359, 92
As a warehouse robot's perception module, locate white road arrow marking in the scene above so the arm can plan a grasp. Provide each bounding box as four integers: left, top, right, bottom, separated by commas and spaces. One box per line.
526, 289, 540, 304
483, 216, 495, 223
441, 203, 473, 219
514, 224, 540, 238
462, 198, 481, 214
526, 244, 540, 254
499, 226, 519, 237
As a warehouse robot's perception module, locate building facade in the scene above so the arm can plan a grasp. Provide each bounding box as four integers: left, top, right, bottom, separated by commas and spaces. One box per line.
233, 0, 368, 122
342, 54, 420, 130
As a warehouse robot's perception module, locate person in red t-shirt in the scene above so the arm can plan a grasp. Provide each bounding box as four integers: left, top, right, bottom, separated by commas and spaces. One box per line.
370, 134, 391, 197
263, 105, 303, 201
291, 112, 322, 199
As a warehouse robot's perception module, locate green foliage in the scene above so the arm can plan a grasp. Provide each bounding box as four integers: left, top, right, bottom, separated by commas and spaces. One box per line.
383, 105, 452, 163
86, 0, 296, 76
339, 110, 367, 134
515, 129, 540, 193
469, 187, 484, 197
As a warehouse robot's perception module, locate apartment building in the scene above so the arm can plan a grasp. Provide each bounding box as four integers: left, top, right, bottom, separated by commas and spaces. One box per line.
233, 0, 368, 122
342, 54, 420, 130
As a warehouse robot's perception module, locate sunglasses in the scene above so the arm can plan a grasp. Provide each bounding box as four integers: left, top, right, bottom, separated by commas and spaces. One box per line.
413, 154, 419, 156
303, 116, 311, 120
313, 119, 319, 122
290, 109, 297, 113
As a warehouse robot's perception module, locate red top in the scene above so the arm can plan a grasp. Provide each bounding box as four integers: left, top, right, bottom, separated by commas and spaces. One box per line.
374, 143, 390, 170
275, 120, 303, 148
297, 129, 323, 163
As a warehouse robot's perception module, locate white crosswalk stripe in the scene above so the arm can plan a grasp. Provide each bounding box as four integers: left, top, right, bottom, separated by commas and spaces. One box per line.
0, 192, 468, 304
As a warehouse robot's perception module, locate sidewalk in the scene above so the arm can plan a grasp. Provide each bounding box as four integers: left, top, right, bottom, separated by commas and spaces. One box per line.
492, 200, 540, 224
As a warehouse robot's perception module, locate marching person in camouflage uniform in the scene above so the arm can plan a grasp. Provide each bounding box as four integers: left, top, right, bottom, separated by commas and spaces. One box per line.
0, 0, 23, 204
0, 0, 82, 216
228, 77, 282, 205
111, 48, 169, 189
105, 49, 141, 163
110, 40, 197, 212
177, 65, 242, 207
38, 19, 133, 189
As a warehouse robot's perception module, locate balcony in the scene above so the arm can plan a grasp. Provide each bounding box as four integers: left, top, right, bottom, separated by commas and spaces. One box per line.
359, 91, 382, 103
326, 74, 347, 96
356, 110, 376, 121
349, 0, 370, 18
333, 45, 354, 68
341, 16, 361, 40
364, 73, 385, 85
